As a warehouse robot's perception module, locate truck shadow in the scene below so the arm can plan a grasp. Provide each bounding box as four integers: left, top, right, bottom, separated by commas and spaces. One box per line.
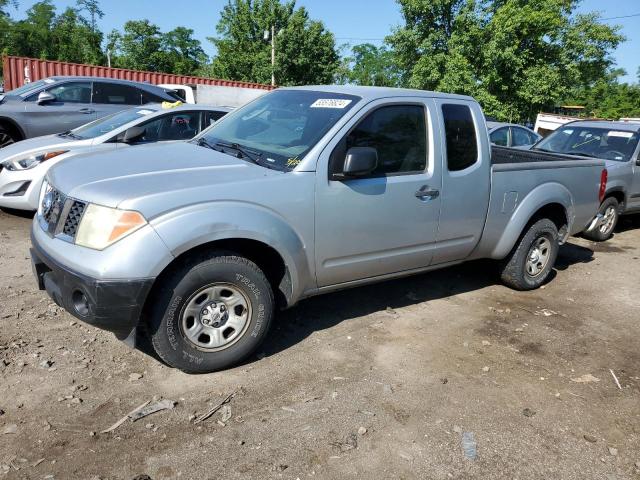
258, 241, 595, 361
134, 241, 595, 370
616, 214, 640, 234
0, 207, 35, 219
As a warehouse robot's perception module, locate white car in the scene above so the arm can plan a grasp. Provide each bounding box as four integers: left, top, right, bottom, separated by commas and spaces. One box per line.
0, 104, 230, 210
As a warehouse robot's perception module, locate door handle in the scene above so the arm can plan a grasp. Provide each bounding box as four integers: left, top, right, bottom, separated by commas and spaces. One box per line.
78, 108, 95, 114
415, 185, 440, 201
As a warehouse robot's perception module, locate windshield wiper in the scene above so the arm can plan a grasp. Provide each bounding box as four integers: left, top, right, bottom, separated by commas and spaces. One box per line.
58, 130, 82, 140
213, 141, 264, 165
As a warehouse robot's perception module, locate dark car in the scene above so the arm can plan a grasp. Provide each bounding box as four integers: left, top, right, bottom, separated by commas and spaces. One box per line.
0, 76, 182, 147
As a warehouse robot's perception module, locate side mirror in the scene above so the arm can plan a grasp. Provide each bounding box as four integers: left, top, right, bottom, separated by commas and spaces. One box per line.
636, 156, 640, 166
122, 126, 146, 144
342, 147, 378, 177
37, 91, 56, 105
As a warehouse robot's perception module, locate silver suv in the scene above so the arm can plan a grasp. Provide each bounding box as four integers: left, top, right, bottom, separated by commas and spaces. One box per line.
0, 76, 181, 147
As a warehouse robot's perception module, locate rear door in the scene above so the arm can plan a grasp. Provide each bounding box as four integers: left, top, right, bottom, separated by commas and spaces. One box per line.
430, 100, 491, 264
23, 81, 96, 136
92, 82, 142, 119
314, 98, 442, 287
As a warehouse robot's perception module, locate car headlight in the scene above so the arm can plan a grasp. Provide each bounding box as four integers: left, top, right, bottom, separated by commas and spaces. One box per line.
2, 150, 68, 171
75, 204, 147, 250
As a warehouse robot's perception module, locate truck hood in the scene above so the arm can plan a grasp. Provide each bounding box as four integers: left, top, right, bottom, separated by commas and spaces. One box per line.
47, 142, 278, 209
0, 134, 87, 162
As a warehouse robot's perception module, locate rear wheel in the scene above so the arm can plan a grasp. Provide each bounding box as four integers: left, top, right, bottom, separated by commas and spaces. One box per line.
500, 218, 560, 290
147, 252, 274, 373
583, 197, 619, 242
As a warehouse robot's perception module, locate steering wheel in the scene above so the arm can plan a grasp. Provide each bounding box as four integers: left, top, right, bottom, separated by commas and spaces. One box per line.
603, 150, 626, 160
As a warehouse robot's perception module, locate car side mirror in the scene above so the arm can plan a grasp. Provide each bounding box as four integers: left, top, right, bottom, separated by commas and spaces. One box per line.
122, 126, 146, 144
37, 91, 56, 105
636, 157, 640, 167
341, 147, 378, 178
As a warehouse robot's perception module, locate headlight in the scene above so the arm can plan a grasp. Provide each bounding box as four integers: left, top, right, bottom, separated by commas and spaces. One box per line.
75, 204, 147, 250
2, 150, 68, 171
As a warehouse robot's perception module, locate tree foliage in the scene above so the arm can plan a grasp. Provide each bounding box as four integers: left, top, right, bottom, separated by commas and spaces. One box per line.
340, 43, 403, 87
385, 0, 625, 121
564, 69, 640, 119
208, 0, 339, 85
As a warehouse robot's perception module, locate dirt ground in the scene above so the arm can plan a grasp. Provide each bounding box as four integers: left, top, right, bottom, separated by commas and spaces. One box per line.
1, 208, 639, 480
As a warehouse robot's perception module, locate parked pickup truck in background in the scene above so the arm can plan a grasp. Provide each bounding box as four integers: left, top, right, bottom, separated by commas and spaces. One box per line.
30, 86, 606, 373
532, 120, 640, 241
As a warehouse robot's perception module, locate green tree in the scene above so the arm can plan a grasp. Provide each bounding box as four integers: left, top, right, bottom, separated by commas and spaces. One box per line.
51, 6, 103, 64
343, 43, 403, 87
107, 20, 170, 71
564, 69, 640, 119
163, 26, 208, 75
386, 0, 624, 121
208, 0, 339, 85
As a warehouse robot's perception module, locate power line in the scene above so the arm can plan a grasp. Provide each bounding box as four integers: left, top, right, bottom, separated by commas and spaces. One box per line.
600, 12, 640, 21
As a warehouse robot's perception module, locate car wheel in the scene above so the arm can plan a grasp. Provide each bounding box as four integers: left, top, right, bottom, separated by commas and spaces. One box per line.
0, 127, 18, 148
147, 251, 274, 373
583, 197, 619, 242
500, 218, 560, 291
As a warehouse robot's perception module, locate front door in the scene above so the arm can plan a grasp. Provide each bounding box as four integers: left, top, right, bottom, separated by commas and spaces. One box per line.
314, 99, 442, 287
23, 81, 96, 137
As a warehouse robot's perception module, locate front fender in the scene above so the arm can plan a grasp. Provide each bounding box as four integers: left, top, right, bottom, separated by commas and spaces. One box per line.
149, 201, 313, 303
488, 182, 573, 260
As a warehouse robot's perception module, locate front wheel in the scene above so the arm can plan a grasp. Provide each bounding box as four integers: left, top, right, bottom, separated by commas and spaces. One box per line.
148, 252, 274, 373
583, 197, 619, 242
500, 218, 560, 291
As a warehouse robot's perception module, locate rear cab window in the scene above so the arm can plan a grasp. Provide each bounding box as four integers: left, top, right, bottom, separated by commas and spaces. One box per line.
442, 103, 478, 171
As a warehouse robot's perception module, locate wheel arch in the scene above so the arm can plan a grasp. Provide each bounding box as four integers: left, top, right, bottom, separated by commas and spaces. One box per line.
0, 117, 26, 141
489, 183, 572, 260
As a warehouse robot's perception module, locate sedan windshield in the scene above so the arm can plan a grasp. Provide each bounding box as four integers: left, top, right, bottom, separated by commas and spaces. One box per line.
534, 125, 640, 162
68, 107, 157, 140
196, 90, 360, 171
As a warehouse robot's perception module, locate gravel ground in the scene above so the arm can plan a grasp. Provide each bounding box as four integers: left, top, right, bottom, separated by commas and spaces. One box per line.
1, 209, 639, 480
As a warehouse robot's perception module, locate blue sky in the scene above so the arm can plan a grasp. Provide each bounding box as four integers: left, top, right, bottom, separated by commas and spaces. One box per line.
11, 0, 640, 83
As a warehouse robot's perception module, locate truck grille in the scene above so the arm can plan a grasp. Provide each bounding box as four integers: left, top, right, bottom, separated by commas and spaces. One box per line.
38, 185, 86, 241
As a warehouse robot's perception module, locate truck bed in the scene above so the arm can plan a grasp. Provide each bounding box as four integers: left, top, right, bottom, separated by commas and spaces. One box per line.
470, 147, 605, 260
491, 145, 596, 164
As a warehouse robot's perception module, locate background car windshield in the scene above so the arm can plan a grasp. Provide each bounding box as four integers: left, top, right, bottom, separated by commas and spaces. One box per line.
199, 90, 360, 170
72, 108, 157, 139
9, 79, 52, 96
536, 126, 640, 161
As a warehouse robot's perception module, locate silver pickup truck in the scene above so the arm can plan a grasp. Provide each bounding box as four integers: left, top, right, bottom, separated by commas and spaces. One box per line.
30, 86, 606, 373
532, 120, 640, 241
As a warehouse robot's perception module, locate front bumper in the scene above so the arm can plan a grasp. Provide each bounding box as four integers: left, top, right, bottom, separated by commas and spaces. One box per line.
0, 167, 42, 211
30, 232, 154, 340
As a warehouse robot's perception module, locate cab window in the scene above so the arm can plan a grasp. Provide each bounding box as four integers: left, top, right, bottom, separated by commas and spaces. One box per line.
442, 103, 478, 171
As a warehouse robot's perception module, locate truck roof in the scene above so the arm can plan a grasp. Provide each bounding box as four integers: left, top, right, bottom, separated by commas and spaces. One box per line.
283, 85, 476, 102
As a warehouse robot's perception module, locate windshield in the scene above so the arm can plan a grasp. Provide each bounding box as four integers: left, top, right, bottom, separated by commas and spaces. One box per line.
535, 125, 640, 161
69, 107, 157, 140
197, 89, 360, 171
8, 79, 54, 97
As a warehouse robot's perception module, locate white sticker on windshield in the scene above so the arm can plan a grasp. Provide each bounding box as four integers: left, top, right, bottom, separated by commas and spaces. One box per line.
137, 109, 154, 115
311, 99, 352, 109
608, 131, 633, 138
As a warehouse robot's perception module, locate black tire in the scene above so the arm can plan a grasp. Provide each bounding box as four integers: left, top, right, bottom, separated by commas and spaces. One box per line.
0, 126, 18, 148
583, 197, 619, 242
147, 251, 274, 373
500, 218, 560, 291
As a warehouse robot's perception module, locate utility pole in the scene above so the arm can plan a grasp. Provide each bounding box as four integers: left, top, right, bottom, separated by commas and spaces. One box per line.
265, 25, 277, 86
271, 24, 276, 86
